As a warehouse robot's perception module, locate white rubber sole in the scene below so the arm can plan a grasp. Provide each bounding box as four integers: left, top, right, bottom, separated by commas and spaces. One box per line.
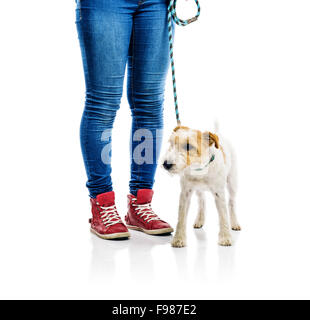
90, 228, 130, 240
127, 225, 174, 235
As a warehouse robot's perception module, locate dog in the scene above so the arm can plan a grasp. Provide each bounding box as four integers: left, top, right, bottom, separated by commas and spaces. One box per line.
162, 123, 241, 247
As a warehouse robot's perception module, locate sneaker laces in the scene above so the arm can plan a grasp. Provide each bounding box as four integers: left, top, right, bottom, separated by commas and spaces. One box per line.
132, 199, 161, 223
97, 203, 122, 228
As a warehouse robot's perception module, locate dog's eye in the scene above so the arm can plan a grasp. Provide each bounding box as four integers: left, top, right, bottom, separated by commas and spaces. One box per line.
184, 143, 194, 151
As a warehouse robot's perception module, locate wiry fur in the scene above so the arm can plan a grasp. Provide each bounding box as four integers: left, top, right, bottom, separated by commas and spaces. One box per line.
162, 123, 241, 248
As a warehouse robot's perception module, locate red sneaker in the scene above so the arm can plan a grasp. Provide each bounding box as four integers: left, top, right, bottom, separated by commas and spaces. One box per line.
89, 191, 130, 240
125, 189, 174, 235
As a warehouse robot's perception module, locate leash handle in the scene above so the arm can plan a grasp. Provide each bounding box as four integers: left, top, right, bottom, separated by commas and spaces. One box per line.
167, 0, 201, 125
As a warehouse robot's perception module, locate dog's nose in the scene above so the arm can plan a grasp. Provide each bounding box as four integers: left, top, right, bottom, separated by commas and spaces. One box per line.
163, 160, 173, 170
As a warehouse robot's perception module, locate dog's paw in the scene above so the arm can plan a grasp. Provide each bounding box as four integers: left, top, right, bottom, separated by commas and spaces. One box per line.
171, 237, 186, 248
232, 224, 241, 231
218, 233, 232, 247
193, 222, 204, 229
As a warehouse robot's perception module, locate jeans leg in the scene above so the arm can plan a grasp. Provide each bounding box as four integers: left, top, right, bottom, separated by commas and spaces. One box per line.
76, 0, 134, 198
127, 0, 172, 195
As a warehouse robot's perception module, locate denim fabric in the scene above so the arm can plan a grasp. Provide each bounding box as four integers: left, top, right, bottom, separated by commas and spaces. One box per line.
75, 0, 173, 198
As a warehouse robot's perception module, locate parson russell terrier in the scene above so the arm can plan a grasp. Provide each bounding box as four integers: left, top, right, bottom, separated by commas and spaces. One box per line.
162, 124, 241, 247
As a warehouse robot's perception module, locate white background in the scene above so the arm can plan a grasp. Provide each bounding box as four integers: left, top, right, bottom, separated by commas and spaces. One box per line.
0, 0, 310, 300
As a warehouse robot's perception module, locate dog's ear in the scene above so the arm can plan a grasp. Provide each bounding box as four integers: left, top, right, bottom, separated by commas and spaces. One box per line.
174, 125, 190, 132
203, 131, 219, 149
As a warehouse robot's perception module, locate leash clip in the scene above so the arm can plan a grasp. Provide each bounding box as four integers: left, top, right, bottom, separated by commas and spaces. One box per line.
187, 16, 198, 24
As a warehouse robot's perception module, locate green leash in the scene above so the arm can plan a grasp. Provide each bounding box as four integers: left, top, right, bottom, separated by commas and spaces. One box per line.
167, 0, 201, 125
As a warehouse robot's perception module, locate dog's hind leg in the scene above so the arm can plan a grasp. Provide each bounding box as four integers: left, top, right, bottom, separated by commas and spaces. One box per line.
227, 161, 241, 231
194, 191, 206, 229
172, 187, 193, 248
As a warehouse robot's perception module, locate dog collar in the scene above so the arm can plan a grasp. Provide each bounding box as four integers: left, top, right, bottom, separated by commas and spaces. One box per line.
193, 154, 215, 172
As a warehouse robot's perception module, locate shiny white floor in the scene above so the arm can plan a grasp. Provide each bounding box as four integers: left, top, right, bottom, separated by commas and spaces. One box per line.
1, 176, 310, 300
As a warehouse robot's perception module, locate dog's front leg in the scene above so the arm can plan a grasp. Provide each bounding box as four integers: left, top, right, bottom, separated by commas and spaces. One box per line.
194, 191, 205, 229
172, 188, 193, 248
214, 191, 232, 246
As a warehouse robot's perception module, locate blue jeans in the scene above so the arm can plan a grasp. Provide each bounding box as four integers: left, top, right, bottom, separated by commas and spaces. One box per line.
75, 0, 173, 198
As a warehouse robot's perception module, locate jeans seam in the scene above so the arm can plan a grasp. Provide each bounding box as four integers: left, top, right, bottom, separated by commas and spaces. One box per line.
130, 22, 141, 194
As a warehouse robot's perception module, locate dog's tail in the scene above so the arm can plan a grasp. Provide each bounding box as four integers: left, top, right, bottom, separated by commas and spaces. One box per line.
214, 119, 220, 134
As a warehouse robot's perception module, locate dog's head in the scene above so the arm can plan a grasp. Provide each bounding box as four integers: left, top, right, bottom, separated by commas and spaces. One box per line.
162, 125, 219, 175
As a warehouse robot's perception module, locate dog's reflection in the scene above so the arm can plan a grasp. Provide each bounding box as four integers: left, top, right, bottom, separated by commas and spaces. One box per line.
193, 229, 208, 281
171, 228, 208, 281
90, 231, 172, 283
217, 232, 240, 281
173, 245, 189, 279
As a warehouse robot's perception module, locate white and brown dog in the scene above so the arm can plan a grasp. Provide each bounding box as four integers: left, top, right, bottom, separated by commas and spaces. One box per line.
162, 123, 241, 247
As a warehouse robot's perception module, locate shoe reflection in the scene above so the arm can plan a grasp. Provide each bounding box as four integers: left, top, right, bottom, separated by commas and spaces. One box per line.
128, 231, 172, 279
89, 235, 130, 282
89, 231, 172, 283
